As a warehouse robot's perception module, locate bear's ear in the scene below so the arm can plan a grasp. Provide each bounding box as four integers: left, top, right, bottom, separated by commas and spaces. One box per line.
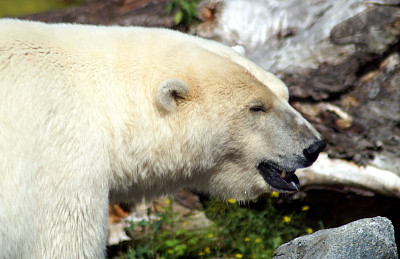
157, 79, 192, 112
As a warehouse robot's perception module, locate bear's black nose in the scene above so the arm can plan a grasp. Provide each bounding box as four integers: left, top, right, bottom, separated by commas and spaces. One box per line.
303, 139, 326, 164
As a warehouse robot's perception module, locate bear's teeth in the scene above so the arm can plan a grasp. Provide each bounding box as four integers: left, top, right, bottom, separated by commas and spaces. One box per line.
281, 170, 287, 179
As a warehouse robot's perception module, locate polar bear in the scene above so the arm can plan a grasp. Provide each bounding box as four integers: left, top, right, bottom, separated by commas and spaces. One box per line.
0, 19, 325, 258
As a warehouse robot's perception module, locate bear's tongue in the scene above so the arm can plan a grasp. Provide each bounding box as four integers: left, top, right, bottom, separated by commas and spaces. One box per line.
258, 163, 299, 191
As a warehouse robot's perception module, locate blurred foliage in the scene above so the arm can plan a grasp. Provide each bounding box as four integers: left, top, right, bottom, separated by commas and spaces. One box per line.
0, 0, 82, 17
109, 193, 317, 258
110, 197, 221, 259
166, 0, 199, 26
203, 194, 313, 258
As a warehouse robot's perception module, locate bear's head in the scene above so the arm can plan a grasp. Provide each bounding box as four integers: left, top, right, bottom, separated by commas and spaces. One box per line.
150, 45, 325, 201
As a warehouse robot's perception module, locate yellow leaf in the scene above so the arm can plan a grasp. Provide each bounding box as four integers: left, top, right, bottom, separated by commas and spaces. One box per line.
228, 198, 237, 204
174, 11, 183, 25
270, 191, 279, 198
283, 215, 292, 223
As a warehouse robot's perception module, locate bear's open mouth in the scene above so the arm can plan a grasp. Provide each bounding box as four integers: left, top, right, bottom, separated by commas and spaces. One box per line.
257, 162, 300, 192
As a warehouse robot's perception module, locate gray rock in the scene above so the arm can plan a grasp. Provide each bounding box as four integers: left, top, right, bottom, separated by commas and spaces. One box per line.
273, 216, 398, 259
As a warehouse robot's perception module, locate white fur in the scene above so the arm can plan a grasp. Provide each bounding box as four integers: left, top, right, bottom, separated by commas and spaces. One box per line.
0, 19, 322, 258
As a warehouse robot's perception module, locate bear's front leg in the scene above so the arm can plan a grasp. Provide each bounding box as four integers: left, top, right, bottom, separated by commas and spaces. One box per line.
36, 178, 110, 259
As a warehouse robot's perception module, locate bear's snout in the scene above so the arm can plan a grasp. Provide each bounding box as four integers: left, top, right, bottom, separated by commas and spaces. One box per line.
303, 139, 326, 165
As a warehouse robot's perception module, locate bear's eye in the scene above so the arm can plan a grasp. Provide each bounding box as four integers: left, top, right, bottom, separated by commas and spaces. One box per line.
250, 106, 265, 112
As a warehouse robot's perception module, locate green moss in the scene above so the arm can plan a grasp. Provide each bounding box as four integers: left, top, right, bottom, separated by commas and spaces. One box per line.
166, 0, 199, 26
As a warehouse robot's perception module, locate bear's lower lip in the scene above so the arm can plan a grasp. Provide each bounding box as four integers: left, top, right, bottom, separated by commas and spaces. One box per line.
257, 162, 300, 192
